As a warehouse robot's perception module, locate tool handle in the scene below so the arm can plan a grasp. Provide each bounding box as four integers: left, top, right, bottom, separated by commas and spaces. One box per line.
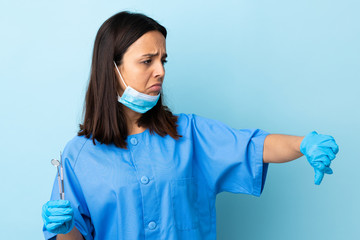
57, 174, 62, 199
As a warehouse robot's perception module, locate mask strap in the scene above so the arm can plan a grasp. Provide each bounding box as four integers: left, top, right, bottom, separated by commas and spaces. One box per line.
113, 61, 128, 88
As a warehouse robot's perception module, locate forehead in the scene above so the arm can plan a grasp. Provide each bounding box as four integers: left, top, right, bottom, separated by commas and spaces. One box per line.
125, 31, 166, 57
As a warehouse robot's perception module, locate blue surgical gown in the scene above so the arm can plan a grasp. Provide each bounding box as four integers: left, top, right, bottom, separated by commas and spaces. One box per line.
43, 113, 270, 240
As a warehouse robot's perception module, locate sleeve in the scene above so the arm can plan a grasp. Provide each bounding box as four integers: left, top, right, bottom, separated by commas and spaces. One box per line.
191, 114, 270, 196
43, 139, 94, 240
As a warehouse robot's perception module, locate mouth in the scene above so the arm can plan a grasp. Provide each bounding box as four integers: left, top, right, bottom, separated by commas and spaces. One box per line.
149, 85, 162, 92
149, 84, 162, 92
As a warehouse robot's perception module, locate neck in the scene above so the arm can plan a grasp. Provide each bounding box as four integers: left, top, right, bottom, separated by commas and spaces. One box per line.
123, 107, 146, 135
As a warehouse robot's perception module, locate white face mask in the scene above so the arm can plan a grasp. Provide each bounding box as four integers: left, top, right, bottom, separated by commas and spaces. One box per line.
113, 61, 160, 113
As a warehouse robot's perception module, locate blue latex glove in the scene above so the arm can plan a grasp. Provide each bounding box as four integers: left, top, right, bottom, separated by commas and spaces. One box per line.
300, 131, 339, 185
42, 200, 74, 234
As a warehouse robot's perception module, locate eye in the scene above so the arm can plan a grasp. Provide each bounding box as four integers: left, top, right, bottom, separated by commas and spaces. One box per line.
142, 59, 167, 65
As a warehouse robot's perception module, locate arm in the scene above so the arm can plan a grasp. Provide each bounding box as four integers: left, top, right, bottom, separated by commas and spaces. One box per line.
263, 134, 305, 163
57, 227, 84, 240
262, 131, 339, 185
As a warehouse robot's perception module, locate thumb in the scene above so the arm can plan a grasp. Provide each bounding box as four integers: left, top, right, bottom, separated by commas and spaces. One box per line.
314, 168, 324, 185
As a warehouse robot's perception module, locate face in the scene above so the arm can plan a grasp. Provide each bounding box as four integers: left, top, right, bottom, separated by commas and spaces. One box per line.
115, 30, 167, 96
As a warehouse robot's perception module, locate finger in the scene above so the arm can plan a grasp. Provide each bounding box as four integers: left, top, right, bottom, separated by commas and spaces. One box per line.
322, 148, 336, 161
322, 138, 339, 154
312, 160, 333, 174
312, 155, 332, 166
310, 131, 318, 136
46, 200, 71, 208
47, 214, 73, 223
322, 166, 333, 174
314, 169, 324, 185
330, 141, 339, 154
42, 209, 72, 222
42, 209, 51, 223
312, 161, 328, 170
45, 222, 63, 232
47, 207, 74, 216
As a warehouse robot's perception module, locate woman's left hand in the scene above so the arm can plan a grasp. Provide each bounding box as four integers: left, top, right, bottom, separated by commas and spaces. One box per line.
300, 131, 339, 185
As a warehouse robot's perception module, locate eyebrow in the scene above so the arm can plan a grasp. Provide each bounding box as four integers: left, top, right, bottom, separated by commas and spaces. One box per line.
141, 52, 168, 58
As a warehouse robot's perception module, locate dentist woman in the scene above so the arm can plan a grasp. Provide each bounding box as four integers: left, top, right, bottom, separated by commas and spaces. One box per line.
41, 11, 339, 240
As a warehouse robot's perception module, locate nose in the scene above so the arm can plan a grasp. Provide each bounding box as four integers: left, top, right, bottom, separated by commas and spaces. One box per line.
153, 60, 165, 79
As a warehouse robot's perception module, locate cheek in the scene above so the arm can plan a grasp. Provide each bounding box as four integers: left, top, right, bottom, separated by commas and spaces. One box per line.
129, 69, 151, 91
133, 76, 150, 91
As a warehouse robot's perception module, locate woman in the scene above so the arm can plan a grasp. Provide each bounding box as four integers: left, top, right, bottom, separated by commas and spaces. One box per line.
41, 11, 339, 240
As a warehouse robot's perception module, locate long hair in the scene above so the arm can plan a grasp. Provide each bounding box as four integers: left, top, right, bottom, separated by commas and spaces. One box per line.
78, 11, 181, 149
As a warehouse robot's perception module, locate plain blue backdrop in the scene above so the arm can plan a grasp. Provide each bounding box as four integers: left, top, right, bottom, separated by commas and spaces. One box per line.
0, 0, 359, 239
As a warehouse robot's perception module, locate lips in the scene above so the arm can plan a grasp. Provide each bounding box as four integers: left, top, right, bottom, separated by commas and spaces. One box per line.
150, 83, 162, 88
149, 83, 162, 91
149, 85, 162, 92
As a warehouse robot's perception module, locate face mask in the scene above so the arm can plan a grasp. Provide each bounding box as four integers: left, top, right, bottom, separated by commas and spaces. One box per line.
113, 61, 160, 113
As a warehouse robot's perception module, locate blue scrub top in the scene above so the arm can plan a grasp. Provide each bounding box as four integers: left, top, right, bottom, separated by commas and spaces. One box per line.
43, 113, 270, 240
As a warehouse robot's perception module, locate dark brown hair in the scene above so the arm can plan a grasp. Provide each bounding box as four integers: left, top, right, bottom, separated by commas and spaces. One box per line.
78, 11, 181, 149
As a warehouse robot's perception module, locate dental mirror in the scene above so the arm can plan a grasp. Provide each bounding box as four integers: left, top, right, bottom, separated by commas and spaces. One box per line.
51, 159, 60, 167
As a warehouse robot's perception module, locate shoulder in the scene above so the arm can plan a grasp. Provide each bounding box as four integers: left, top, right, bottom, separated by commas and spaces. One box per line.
173, 112, 227, 133
176, 112, 227, 124
62, 135, 92, 168
64, 135, 89, 151
174, 113, 268, 136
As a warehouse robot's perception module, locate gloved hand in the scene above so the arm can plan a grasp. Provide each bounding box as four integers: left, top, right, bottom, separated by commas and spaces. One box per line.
300, 131, 339, 185
42, 200, 74, 234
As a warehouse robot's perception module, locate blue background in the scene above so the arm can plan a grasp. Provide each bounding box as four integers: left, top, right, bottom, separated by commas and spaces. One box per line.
0, 0, 359, 239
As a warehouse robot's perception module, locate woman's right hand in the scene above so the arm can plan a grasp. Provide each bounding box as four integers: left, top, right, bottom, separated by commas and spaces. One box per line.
42, 200, 74, 234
